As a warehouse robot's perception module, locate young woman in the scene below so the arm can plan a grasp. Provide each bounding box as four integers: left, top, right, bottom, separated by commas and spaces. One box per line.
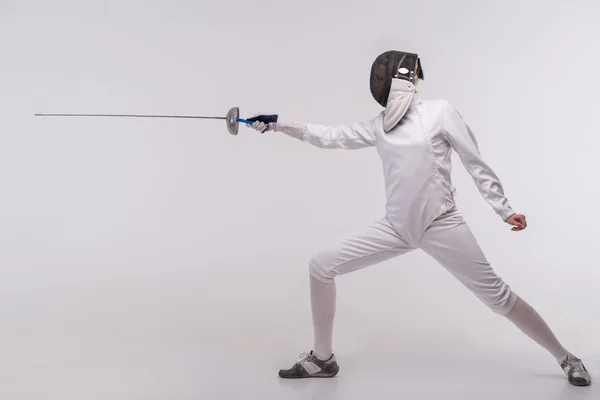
246, 50, 591, 386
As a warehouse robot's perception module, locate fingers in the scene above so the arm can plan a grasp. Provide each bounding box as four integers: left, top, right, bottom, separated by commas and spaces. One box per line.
510, 215, 527, 231
514, 217, 526, 229
247, 121, 268, 133
244, 113, 279, 134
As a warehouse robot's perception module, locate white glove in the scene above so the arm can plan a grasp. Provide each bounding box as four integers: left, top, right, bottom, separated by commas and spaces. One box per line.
245, 113, 279, 133
247, 120, 275, 133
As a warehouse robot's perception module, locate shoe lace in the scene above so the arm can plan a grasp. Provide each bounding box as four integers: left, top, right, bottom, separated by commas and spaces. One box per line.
562, 356, 587, 373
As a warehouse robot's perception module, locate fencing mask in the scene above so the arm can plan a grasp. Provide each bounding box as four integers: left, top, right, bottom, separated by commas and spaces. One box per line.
370, 51, 424, 132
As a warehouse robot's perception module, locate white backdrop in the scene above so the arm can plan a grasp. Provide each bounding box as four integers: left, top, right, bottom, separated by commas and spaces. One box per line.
1, 0, 599, 360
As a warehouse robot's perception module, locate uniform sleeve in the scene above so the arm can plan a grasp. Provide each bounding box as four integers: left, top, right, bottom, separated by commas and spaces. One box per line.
442, 102, 515, 221
274, 117, 378, 150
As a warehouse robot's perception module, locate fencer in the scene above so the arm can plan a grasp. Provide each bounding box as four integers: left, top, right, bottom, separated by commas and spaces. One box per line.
246, 50, 591, 386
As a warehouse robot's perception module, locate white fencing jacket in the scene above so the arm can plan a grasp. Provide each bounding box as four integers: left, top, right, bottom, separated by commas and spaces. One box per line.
274, 94, 514, 246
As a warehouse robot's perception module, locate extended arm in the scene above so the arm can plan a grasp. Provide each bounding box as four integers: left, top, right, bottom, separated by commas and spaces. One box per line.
248, 114, 378, 150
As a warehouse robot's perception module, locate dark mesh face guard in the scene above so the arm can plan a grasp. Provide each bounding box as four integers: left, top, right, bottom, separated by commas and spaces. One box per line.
369, 51, 424, 107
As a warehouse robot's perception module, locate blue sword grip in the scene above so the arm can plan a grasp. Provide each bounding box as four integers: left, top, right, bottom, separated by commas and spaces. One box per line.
236, 118, 254, 125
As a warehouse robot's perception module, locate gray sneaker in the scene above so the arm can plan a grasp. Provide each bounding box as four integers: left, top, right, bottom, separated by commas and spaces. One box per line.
279, 351, 339, 379
560, 354, 592, 386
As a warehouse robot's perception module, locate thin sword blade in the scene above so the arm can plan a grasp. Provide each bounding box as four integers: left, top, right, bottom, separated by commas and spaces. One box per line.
34, 113, 226, 120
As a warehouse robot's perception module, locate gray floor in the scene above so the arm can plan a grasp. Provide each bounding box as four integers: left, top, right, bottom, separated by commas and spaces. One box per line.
1, 340, 597, 400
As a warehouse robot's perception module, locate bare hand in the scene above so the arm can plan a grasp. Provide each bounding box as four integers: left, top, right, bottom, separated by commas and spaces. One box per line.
506, 214, 527, 231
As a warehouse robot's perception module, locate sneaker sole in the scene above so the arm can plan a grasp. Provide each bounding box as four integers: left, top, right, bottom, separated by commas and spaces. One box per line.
570, 377, 591, 386
278, 369, 339, 379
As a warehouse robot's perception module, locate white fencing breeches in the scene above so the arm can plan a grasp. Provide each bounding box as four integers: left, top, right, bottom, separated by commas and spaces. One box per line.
309, 207, 518, 315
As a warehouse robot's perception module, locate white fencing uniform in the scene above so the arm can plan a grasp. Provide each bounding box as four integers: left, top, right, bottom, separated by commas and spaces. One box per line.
309, 207, 517, 315
264, 92, 588, 384
274, 94, 518, 315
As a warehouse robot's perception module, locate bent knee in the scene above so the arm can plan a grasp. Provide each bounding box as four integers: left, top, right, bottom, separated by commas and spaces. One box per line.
480, 282, 518, 316
309, 252, 337, 284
